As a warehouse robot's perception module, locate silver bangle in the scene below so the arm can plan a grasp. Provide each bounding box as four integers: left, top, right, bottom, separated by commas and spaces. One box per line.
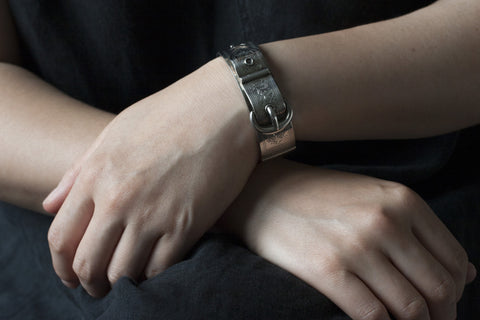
219, 42, 296, 161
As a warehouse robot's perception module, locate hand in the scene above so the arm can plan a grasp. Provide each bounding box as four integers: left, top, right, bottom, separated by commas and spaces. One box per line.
43, 58, 258, 297
220, 159, 476, 320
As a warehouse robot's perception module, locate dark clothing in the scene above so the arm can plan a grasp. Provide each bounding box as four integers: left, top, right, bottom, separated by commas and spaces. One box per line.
1, 0, 479, 319
10, 0, 435, 114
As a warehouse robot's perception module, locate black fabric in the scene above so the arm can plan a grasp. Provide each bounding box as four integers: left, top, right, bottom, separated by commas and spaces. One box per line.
0, 202, 349, 320
9, 0, 434, 113
2, 0, 479, 319
2, 175, 479, 319
8, 0, 458, 186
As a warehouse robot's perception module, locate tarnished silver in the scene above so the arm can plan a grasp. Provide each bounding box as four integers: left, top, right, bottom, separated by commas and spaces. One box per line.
220, 42, 296, 161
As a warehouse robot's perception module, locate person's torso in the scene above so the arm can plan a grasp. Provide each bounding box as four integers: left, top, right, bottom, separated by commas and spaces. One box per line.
10, 0, 471, 187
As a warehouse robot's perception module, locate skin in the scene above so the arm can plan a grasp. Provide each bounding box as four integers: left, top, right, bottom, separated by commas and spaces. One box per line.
219, 159, 477, 320
0, 0, 112, 211
0, 0, 478, 319
0, 63, 113, 210
45, 59, 259, 296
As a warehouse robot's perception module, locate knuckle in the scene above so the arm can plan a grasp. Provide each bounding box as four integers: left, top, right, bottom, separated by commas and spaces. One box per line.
364, 206, 397, 236
431, 276, 456, 305
47, 226, 69, 254
99, 191, 126, 216
398, 297, 428, 320
453, 247, 468, 274
132, 207, 157, 230
107, 269, 124, 285
343, 235, 371, 259
78, 166, 98, 187
174, 207, 195, 234
361, 183, 420, 238
388, 182, 417, 204
101, 183, 135, 215
355, 302, 388, 320
317, 255, 347, 277
107, 262, 135, 285
385, 182, 424, 213
73, 258, 99, 284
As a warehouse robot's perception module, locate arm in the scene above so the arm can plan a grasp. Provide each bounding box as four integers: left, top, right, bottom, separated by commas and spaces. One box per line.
0, 0, 113, 211
219, 159, 476, 320
6, 0, 477, 212
0, 1, 256, 300
261, 0, 480, 141
5, 0, 479, 211
44, 0, 480, 299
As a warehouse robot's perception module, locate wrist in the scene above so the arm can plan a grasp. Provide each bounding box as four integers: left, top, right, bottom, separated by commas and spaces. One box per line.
216, 159, 290, 244
199, 56, 260, 168
219, 43, 296, 161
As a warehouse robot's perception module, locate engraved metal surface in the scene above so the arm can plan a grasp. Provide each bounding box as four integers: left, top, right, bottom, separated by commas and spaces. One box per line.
220, 42, 296, 161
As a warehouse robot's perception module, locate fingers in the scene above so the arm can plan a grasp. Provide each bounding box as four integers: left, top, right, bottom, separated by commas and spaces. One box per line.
106, 225, 158, 285
309, 269, 391, 320
411, 205, 469, 301
72, 213, 124, 297
49, 183, 185, 297
43, 128, 108, 214
355, 253, 430, 320
43, 165, 81, 214
466, 263, 477, 284
48, 191, 94, 288
74, 224, 188, 295
144, 233, 191, 279
51, 202, 165, 297
387, 233, 458, 320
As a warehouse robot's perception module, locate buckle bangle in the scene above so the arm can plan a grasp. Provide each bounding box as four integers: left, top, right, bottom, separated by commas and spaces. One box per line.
219, 42, 296, 161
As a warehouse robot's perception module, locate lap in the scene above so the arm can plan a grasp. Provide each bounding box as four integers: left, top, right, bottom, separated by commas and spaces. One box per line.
1, 176, 479, 319
0, 202, 347, 320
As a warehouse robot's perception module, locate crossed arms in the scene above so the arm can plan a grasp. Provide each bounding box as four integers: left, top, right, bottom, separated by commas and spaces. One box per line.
1, 1, 479, 319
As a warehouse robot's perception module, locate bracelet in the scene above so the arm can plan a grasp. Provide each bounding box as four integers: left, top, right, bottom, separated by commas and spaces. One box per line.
219, 42, 296, 161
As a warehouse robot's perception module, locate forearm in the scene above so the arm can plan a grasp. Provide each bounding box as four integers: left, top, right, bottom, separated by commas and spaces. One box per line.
0, 63, 113, 212
262, 0, 480, 141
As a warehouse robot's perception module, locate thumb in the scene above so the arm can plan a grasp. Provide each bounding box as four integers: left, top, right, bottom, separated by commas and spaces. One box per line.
43, 126, 108, 214
42, 165, 80, 214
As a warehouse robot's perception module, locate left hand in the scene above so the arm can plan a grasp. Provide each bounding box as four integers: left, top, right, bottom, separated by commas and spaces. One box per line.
219, 159, 476, 320
43, 57, 258, 297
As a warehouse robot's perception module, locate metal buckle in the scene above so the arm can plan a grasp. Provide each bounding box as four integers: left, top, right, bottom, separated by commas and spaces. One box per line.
219, 42, 296, 161
249, 103, 294, 135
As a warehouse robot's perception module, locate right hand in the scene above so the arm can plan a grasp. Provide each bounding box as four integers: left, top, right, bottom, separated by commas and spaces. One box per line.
43, 57, 258, 297
220, 159, 476, 320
